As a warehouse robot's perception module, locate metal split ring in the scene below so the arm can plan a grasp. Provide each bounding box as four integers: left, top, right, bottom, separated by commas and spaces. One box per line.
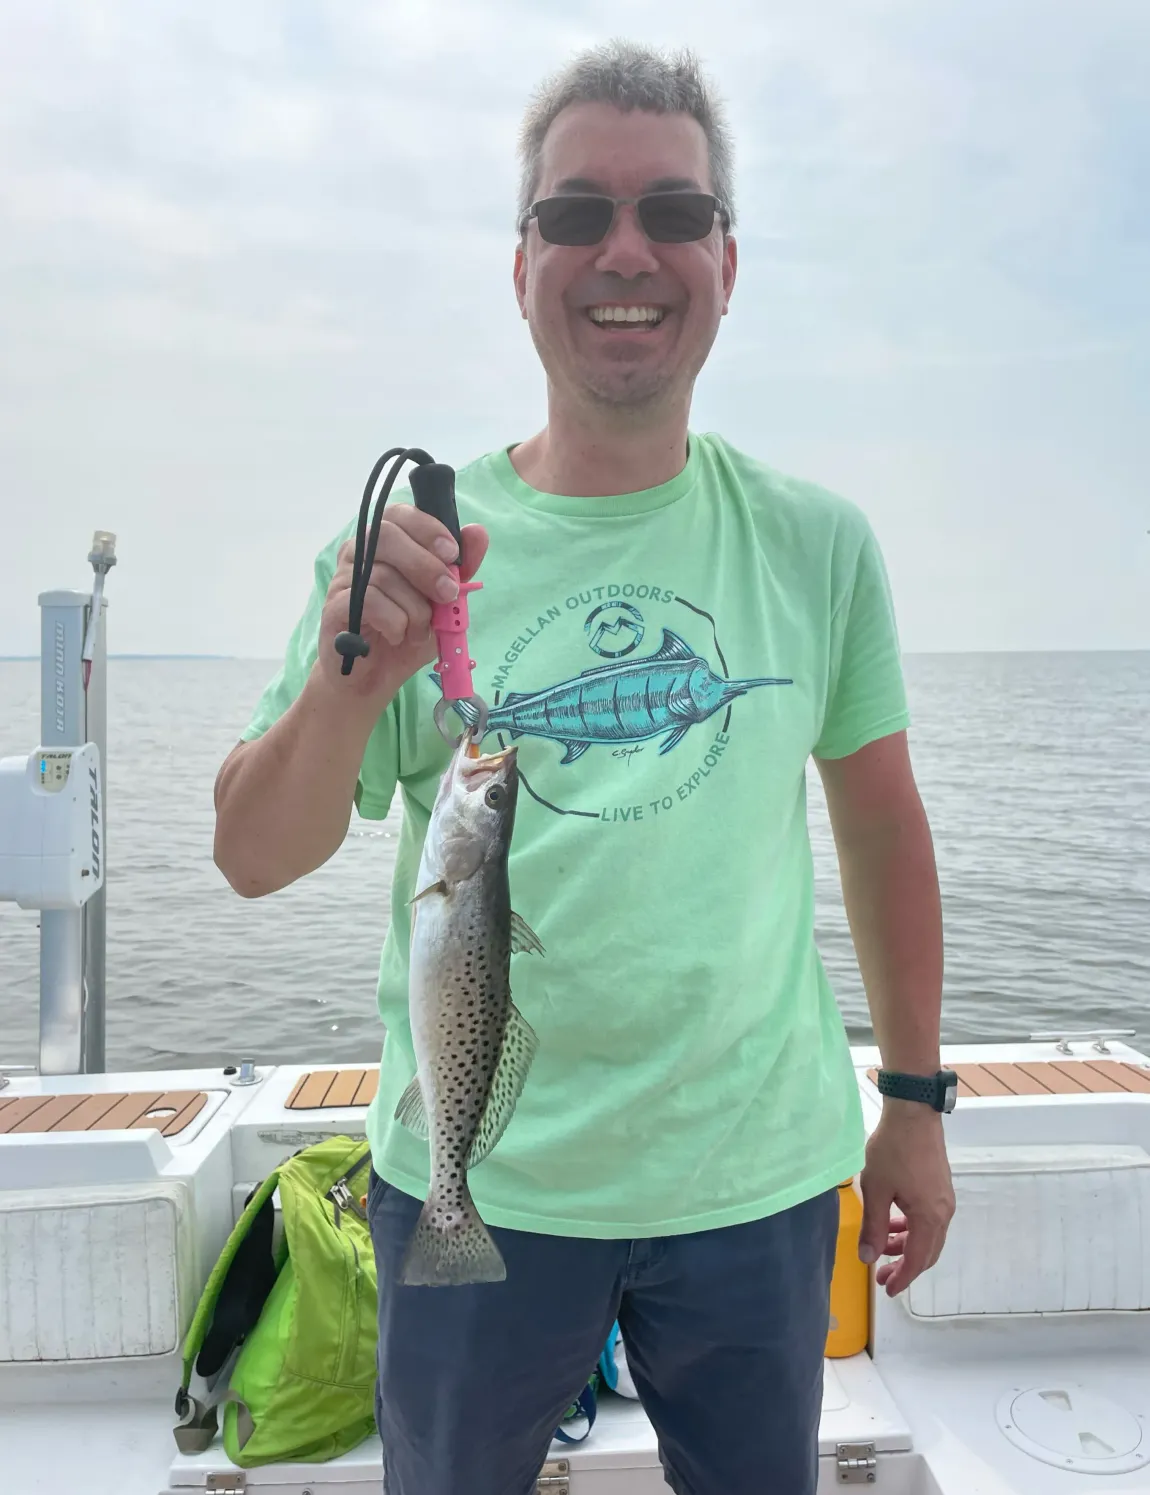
433, 695, 489, 748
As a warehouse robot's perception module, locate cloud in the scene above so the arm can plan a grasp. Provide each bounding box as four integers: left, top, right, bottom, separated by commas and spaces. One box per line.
0, 0, 1146, 656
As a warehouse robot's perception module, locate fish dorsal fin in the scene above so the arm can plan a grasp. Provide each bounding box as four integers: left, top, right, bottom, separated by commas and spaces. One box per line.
577, 628, 696, 678
650, 628, 697, 662
394, 1076, 430, 1141
501, 691, 530, 708
465, 1003, 538, 1170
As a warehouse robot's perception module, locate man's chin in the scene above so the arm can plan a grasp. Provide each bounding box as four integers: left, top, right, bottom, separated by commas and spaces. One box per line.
577, 359, 677, 411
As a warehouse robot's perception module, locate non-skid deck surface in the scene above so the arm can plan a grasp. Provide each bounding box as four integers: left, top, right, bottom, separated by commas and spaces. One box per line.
286, 1067, 379, 1110
866, 1059, 1150, 1100
0, 1089, 208, 1136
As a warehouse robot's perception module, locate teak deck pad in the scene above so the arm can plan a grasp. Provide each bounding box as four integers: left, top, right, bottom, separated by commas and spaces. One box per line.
865, 1060, 1150, 1100
0, 1090, 208, 1136
286, 1068, 380, 1110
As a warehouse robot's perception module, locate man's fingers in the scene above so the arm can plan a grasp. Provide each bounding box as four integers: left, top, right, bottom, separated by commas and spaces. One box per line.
333, 514, 488, 595
321, 510, 488, 689
363, 562, 433, 642
379, 518, 462, 604
333, 512, 461, 603
327, 574, 413, 650
358, 587, 411, 648
382, 501, 462, 559
857, 1173, 895, 1266
878, 1220, 945, 1296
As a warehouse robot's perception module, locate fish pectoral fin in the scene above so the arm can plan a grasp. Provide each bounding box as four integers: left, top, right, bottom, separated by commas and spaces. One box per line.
465, 1003, 539, 1170
409, 879, 448, 906
509, 910, 545, 957
393, 1077, 430, 1140
658, 724, 691, 755
559, 740, 590, 765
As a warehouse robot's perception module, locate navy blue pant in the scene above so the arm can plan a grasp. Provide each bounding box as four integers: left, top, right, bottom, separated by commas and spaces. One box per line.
367, 1169, 838, 1495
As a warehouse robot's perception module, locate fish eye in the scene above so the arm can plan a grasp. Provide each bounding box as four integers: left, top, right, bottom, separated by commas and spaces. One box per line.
484, 784, 504, 808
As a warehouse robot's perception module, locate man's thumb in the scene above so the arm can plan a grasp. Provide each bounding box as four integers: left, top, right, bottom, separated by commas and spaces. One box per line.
857, 1176, 891, 1266
458, 523, 489, 582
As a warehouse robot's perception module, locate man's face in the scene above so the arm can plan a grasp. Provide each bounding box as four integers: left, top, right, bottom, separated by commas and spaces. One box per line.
514, 102, 737, 416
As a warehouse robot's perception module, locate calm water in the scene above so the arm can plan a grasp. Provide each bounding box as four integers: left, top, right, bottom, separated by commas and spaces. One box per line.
1, 654, 1148, 1071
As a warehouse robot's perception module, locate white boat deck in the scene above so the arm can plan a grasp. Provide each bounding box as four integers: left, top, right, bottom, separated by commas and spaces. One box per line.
2, 1036, 1150, 1492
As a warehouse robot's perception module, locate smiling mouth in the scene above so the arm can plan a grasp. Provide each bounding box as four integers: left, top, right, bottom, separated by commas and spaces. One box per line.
586, 305, 666, 330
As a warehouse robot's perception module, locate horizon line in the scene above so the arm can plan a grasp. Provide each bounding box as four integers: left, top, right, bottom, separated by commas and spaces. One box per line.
2, 647, 1149, 662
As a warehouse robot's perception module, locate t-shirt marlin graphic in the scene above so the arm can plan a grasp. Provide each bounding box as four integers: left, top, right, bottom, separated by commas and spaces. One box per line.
242, 432, 910, 1239
451, 627, 792, 763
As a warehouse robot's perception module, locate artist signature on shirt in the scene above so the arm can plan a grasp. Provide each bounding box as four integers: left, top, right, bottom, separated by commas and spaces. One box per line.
611, 746, 644, 766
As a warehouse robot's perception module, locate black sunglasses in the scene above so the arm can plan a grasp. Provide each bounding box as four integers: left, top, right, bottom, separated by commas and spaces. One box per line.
521, 191, 730, 246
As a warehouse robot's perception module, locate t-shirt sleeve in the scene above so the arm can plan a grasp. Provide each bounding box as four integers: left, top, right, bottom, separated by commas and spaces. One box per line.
813, 518, 910, 760
238, 531, 400, 821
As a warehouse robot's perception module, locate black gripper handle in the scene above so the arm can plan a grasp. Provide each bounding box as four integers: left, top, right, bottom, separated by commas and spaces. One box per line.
409, 462, 461, 553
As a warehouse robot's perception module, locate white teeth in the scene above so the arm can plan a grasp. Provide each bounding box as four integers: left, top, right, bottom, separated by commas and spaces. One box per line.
588, 305, 664, 325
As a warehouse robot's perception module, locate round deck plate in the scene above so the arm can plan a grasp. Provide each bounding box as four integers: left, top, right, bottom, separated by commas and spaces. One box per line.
996, 1384, 1148, 1475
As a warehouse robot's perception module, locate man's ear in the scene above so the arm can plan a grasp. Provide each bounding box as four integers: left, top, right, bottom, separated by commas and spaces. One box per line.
514, 241, 528, 318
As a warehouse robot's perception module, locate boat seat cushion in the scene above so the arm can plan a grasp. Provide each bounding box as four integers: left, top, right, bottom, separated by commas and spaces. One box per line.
905, 1143, 1150, 1318
0, 1181, 193, 1361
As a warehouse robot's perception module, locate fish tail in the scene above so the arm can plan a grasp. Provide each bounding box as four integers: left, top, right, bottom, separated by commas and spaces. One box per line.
399, 1178, 507, 1287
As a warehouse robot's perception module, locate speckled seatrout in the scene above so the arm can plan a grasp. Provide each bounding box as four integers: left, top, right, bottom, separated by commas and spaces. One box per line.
393, 728, 544, 1286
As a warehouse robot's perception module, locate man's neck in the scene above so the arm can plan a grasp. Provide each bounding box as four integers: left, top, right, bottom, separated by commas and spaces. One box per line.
509, 393, 692, 499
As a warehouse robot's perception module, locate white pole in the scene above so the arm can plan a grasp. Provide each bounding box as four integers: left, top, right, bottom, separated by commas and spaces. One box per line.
37, 588, 107, 1073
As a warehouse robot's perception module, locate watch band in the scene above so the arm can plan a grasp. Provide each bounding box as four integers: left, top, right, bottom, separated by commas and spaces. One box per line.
876, 1068, 958, 1113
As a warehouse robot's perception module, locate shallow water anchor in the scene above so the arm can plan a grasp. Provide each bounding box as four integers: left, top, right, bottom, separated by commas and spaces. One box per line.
38, 574, 111, 1074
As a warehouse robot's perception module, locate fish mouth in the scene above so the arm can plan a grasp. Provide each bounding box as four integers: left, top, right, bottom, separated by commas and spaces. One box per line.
456, 729, 517, 789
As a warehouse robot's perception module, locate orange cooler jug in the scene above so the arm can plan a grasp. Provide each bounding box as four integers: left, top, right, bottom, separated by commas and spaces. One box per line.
825, 1177, 869, 1357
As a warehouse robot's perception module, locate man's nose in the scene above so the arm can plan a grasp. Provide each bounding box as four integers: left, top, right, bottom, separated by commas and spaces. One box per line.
594, 203, 660, 278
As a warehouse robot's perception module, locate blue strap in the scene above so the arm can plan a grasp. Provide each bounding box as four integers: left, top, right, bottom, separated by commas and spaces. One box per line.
553, 1381, 598, 1445
597, 1321, 619, 1390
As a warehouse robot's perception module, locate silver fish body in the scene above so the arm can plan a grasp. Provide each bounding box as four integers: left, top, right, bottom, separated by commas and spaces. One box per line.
394, 730, 543, 1286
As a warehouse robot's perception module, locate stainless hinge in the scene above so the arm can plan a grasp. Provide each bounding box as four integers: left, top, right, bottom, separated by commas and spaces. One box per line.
538, 1458, 570, 1493
837, 1441, 877, 1483
206, 1475, 246, 1494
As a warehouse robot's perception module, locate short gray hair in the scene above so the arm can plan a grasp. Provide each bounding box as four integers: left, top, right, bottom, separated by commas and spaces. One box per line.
516, 40, 736, 231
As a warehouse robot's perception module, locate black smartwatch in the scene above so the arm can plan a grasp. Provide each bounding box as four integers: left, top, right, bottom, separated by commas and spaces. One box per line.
876, 1068, 958, 1113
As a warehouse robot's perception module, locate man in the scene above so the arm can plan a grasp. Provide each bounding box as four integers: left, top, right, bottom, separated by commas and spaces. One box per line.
214, 40, 955, 1495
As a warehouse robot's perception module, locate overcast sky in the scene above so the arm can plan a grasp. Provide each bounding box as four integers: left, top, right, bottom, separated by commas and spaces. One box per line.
1, 0, 1146, 657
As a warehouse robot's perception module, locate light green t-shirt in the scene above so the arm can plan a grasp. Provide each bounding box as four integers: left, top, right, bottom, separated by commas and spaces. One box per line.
241, 432, 909, 1237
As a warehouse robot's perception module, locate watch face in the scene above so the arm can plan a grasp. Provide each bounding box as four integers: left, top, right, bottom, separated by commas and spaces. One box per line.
943, 1082, 957, 1113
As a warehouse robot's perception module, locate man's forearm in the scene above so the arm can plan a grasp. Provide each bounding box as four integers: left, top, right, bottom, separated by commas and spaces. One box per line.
833, 794, 944, 1074
213, 665, 387, 898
